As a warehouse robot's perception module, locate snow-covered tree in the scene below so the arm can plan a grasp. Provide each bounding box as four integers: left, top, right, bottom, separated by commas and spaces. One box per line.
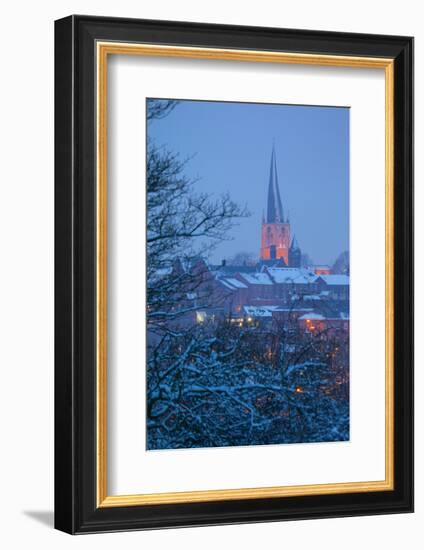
332, 250, 350, 275
226, 251, 257, 266
300, 252, 314, 268
147, 315, 349, 449
146, 100, 248, 337
146, 99, 349, 450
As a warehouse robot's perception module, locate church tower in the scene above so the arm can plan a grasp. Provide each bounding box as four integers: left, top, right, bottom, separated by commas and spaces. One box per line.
289, 235, 302, 267
260, 145, 291, 265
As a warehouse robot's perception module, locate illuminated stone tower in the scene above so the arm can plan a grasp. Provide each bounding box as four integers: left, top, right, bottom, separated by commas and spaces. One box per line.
260, 145, 291, 265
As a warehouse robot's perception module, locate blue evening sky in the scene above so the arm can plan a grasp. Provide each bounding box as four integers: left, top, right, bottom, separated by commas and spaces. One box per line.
147, 99, 349, 266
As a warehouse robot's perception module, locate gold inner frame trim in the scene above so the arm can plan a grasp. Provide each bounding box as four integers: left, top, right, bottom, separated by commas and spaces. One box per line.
96, 41, 395, 508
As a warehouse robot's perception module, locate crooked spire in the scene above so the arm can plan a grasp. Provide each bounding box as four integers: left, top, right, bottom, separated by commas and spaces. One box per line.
266, 144, 284, 223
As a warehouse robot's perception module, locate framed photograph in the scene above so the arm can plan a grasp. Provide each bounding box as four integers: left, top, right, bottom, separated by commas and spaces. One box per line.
54, 15, 413, 533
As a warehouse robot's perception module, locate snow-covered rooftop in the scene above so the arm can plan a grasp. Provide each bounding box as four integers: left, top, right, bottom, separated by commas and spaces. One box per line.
267, 267, 318, 285
299, 312, 350, 321
238, 272, 274, 285
298, 313, 326, 321
149, 266, 173, 283
272, 306, 314, 313
243, 305, 279, 317
318, 274, 350, 286
219, 277, 248, 290
219, 279, 234, 290
225, 278, 248, 289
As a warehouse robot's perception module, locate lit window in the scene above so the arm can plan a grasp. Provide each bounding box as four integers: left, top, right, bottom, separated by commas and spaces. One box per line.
196, 311, 206, 324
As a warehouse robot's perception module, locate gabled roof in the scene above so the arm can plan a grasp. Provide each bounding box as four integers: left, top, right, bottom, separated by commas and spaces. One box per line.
266, 267, 318, 285
238, 272, 274, 285
219, 277, 248, 290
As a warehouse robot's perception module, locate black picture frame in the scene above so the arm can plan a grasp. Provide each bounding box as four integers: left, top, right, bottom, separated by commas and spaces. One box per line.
55, 14, 414, 534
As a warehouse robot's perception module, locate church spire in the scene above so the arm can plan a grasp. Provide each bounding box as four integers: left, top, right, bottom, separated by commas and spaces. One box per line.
290, 234, 300, 251
267, 144, 284, 223
289, 234, 301, 267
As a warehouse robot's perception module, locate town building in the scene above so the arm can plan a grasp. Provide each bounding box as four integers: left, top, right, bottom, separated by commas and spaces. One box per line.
159, 145, 349, 332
